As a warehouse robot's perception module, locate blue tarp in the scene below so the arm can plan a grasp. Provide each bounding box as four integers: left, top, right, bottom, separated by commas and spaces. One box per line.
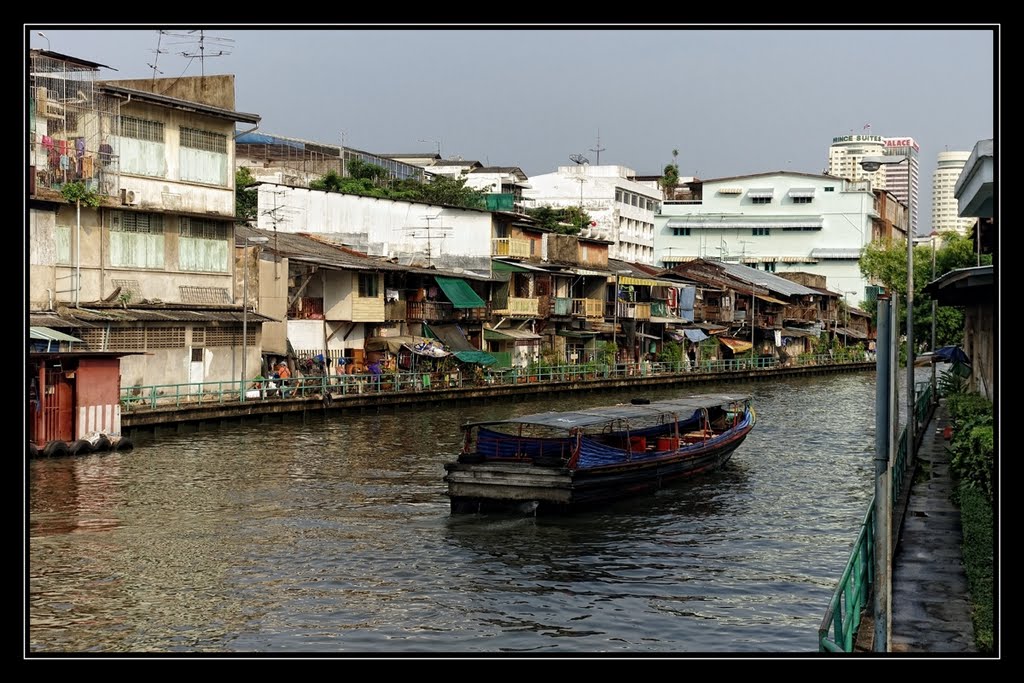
678, 285, 695, 323
235, 131, 304, 149
683, 329, 709, 343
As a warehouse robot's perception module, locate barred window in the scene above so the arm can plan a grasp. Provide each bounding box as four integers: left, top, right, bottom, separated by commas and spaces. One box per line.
180, 217, 229, 240
192, 327, 206, 346
180, 127, 227, 154
79, 329, 105, 349
179, 217, 229, 272
112, 211, 164, 233
145, 326, 185, 349
110, 212, 165, 269
120, 116, 165, 142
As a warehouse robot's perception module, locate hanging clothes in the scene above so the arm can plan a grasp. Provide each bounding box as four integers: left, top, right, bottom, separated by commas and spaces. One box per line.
59, 155, 70, 171
75, 137, 86, 158
81, 156, 94, 178
41, 135, 54, 150
57, 139, 68, 155
99, 143, 113, 165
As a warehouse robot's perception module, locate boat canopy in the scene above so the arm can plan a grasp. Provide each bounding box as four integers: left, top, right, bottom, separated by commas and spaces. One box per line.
462, 394, 750, 430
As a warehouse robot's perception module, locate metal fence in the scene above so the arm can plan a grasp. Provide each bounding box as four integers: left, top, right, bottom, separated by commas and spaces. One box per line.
817, 383, 934, 652
119, 353, 872, 411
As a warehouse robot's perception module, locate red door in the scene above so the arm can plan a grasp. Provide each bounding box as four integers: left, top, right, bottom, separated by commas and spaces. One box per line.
41, 367, 74, 443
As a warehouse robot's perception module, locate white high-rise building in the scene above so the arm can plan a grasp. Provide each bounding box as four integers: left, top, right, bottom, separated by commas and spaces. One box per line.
932, 151, 978, 236
826, 133, 920, 236
524, 165, 661, 264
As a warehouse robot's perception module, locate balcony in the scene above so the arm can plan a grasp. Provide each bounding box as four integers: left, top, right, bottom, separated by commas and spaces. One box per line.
613, 301, 651, 321
492, 297, 539, 317
572, 298, 604, 320
650, 301, 668, 317
551, 297, 573, 317
407, 300, 454, 322
492, 237, 532, 259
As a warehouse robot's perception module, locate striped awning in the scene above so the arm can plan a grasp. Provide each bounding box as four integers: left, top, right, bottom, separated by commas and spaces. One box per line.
618, 275, 664, 287
747, 188, 774, 198
717, 187, 743, 194
788, 188, 816, 198
808, 248, 863, 259
665, 218, 822, 230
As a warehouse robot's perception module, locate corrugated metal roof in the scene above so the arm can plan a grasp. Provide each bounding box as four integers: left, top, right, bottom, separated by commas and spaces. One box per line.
707, 260, 819, 297
30, 313, 99, 329
61, 307, 277, 324
100, 84, 261, 123
238, 227, 408, 272
30, 327, 83, 343
462, 393, 750, 430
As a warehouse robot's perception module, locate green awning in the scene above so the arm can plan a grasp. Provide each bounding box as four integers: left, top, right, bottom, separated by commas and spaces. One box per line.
435, 276, 486, 309
491, 260, 532, 273
30, 326, 83, 343
453, 350, 498, 365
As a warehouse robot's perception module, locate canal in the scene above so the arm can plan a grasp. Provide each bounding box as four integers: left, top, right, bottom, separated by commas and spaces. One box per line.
29, 372, 881, 654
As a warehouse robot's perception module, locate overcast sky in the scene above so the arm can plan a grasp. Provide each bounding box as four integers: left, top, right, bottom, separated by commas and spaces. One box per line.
28, 26, 996, 233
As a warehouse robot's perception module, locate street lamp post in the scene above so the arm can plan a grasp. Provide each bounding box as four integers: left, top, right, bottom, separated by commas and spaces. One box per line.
240, 234, 269, 402
861, 155, 915, 467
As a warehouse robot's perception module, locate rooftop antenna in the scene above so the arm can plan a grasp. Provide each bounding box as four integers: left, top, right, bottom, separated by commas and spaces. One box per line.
403, 214, 452, 266
174, 30, 234, 77
148, 30, 167, 80
418, 138, 442, 158
589, 129, 606, 165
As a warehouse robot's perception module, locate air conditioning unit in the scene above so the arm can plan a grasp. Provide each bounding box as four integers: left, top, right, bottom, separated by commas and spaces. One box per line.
120, 188, 139, 206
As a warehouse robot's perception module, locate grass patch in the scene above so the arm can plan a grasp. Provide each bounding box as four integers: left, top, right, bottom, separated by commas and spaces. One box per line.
958, 482, 994, 654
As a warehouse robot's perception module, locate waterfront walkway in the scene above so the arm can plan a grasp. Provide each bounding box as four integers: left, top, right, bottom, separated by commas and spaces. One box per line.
888, 400, 977, 653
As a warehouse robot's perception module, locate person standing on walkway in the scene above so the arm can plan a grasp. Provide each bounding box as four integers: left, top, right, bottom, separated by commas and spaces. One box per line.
277, 362, 292, 398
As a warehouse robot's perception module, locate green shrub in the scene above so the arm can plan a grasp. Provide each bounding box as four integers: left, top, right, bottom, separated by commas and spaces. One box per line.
946, 392, 994, 504
958, 483, 994, 654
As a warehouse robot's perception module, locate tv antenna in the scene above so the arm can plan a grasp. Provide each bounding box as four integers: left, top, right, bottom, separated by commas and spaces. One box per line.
589, 129, 606, 165
148, 30, 167, 80
418, 138, 442, 158
168, 30, 234, 77
403, 214, 452, 266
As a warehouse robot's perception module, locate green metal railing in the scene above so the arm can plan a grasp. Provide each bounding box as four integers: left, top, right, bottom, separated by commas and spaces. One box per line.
818, 504, 875, 652
120, 352, 873, 411
818, 383, 933, 652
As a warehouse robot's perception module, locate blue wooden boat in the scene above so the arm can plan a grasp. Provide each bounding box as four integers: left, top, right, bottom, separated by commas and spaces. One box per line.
444, 393, 755, 514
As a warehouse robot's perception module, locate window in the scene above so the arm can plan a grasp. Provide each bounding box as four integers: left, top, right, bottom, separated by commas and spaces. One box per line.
752, 197, 772, 205
615, 189, 623, 203
179, 126, 229, 186
752, 228, 770, 236
672, 227, 691, 236
824, 186, 835, 192
763, 262, 777, 273
191, 347, 204, 362
179, 218, 229, 272
358, 273, 379, 298
792, 196, 813, 204
56, 224, 71, 265
116, 115, 167, 177
110, 211, 165, 269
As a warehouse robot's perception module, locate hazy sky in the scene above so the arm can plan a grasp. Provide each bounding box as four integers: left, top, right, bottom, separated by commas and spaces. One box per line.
28, 26, 997, 233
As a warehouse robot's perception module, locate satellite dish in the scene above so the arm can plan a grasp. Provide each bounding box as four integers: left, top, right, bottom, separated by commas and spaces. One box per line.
569, 153, 589, 165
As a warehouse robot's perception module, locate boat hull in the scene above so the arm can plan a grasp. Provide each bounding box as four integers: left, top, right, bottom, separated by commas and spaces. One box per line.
445, 427, 750, 514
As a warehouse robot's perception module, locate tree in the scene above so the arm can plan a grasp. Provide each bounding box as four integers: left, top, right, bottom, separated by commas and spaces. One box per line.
859, 230, 992, 347
416, 173, 486, 209
658, 148, 680, 199
526, 205, 589, 235
235, 167, 258, 221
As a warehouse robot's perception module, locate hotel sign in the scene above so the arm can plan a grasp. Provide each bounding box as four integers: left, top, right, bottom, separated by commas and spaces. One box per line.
832, 135, 883, 143
885, 137, 921, 152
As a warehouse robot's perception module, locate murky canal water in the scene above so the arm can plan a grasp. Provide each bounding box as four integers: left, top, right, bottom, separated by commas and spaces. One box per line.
29, 372, 885, 654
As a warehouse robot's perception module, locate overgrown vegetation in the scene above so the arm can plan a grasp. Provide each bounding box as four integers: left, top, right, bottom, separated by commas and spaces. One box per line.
658, 148, 680, 198
60, 180, 101, 208
304, 162, 487, 209
235, 167, 258, 221
945, 390, 994, 653
526, 205, 591, 235
859, 231, 992, 347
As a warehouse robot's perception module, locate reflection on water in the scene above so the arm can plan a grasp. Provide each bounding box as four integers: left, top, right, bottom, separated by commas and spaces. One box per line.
29, 373, 878, 653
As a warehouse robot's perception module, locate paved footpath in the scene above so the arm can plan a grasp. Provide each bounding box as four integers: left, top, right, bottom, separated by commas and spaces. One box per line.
889, 401, 977, 653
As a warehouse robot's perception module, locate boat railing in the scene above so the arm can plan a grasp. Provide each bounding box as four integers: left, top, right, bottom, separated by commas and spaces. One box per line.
818, 382, 935, 652
120, 353, 874, 411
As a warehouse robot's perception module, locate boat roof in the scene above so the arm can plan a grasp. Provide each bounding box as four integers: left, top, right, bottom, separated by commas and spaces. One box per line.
463, 393, 750, 430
